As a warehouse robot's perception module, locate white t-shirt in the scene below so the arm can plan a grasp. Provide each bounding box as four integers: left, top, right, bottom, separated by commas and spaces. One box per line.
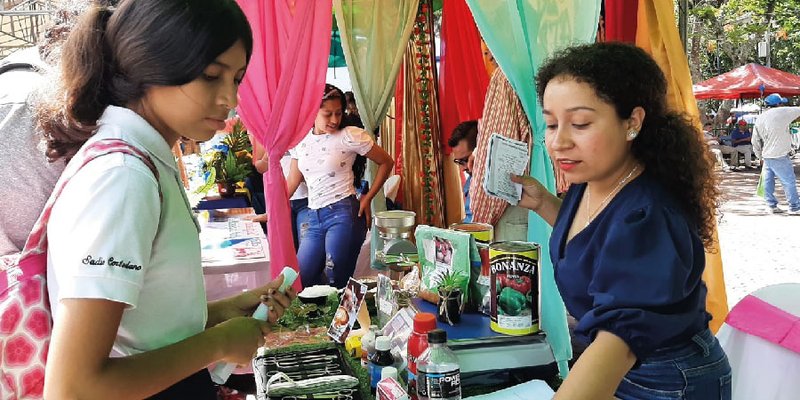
291, 126, 374, 209
280, 153, 308, 201
47, 106, 207, 357
753, 107, 800, 159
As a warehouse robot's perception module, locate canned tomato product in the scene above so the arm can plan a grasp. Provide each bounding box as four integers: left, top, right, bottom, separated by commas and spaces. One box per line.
449, 223, 493, 276
489, 241, 539, 335
450, 223, 494, 314
449, 223, 493, 244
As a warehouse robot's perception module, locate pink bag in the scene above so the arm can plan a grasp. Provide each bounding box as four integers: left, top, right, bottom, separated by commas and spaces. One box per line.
0, 139, 160, 399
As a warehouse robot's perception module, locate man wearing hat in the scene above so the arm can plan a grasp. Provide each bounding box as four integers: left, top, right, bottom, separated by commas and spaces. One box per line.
730, 119, 754, 169
752, 94, 800, 214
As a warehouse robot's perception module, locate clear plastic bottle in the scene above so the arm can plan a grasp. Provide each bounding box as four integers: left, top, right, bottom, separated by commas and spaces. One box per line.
361, 325, 379, 367
407, 312, 437, 399
416, 329, 461, 400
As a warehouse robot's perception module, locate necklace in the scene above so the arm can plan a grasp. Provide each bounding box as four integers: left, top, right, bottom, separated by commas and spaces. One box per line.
584, 165, 639, 228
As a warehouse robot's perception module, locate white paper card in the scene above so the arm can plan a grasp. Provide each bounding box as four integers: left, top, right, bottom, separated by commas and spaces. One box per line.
482, 133, 530, 205
463, 379, 554, 400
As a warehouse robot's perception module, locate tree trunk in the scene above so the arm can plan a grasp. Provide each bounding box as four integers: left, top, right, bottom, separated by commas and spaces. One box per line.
688, 16, 704, 83
715, 100, 734, 127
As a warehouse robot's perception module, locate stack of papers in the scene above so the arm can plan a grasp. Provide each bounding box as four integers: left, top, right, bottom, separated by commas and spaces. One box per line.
200, 217, 267, 264
482, 134, 530, 205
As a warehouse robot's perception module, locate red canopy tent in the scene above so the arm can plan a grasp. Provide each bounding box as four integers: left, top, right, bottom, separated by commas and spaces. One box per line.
693, 63, 800, 100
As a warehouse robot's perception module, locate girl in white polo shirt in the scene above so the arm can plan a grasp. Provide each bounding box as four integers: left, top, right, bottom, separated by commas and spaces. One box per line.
37, 1, 294, 398
287, 84, 394, 288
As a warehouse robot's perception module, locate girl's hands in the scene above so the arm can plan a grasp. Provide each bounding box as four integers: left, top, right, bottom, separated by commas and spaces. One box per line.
217, 275, 296, 324
212, 317, 270, 365
248, 213, 268, 223
358, 196, 371, 227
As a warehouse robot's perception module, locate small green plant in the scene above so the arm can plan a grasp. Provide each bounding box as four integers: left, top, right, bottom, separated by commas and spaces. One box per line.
222, 119, 251, 153
219, 151, 250, 183
201, 116, 254, 185
437, 269, 465, 325
437, 269, 465, 297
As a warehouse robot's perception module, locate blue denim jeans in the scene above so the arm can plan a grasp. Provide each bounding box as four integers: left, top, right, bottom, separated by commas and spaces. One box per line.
763, 156, 800, 211
616, 329, 731, 400
296, 196, 367, 288
290, 198, 309, 251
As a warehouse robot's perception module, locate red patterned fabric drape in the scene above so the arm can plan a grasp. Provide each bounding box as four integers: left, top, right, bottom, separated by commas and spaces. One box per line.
604, 0, 639, 43
438, 0, 489, 153
394, 71, 405, 205
469, 69, 532, 226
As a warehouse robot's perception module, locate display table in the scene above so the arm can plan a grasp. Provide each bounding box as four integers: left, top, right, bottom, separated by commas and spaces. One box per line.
413, 299, 556, 375
716, 283, 800, 400
196, 195, 250, 211
199, 208, 271, 301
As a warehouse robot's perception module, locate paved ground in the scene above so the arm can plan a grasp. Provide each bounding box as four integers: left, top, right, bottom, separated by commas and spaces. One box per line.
716, 157, 800, 306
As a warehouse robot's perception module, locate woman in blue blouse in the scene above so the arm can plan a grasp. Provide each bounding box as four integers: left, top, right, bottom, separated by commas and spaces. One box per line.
512, 43, 730, 399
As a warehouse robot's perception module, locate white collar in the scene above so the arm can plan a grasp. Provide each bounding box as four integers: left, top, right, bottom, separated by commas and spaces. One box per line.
98, 106, 177, 173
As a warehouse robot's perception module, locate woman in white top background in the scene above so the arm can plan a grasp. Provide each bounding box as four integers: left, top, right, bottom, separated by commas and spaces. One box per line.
37, 1, 294, 398
287, 84, 393, 288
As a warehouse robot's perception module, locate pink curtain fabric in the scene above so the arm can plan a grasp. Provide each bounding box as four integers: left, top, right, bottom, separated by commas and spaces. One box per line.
438, 0, 489, 153
235, 0, 332, 286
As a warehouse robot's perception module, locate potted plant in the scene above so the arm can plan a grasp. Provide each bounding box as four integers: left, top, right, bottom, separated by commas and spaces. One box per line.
216, 152, 250, 197
437, 270, 465, 325
201, 117, 254, 197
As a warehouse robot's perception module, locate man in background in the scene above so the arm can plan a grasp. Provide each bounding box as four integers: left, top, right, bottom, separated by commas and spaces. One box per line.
730, 119, 754, 169
753, 93, 800, 214
448, 120, 478, 223
703, 122, 734, 172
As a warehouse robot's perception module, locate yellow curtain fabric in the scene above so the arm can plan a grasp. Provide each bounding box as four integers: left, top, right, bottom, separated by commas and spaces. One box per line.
636, 0, 728, 333
443, 156, 466, 225
480, 39, 498, 82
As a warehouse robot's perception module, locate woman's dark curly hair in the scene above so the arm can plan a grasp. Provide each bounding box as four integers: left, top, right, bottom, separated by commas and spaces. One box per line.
535, 42, 719, 249
321, 83, 367, 187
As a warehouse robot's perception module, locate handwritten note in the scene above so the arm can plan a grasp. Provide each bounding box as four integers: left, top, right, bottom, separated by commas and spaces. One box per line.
482, 134, 530, 205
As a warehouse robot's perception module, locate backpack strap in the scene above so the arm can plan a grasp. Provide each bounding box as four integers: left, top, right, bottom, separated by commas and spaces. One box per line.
14, 138, 162, 281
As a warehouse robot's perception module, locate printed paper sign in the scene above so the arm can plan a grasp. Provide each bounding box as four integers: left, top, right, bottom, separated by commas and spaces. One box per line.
327, 278, 368, 343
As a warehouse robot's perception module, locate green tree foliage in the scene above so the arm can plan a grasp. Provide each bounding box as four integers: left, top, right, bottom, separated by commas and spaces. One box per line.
688, 0, 800, 81
685, 0, 800, 121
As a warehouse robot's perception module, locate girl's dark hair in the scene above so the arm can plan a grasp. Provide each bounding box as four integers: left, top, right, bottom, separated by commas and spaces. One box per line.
322, 84, 367, 187
38, 0, 253, 161
536, 42, 719, 249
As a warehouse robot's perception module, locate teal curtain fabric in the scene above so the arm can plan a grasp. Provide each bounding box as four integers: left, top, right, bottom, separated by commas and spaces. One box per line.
465, 0, 601, 377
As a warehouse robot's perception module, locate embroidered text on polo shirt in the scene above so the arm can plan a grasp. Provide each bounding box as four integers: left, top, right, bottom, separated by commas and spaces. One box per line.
82, 255, 142, 271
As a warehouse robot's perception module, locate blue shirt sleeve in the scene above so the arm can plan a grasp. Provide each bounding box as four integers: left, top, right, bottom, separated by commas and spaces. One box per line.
731, 129, 751, 143
574, 204, 706, 360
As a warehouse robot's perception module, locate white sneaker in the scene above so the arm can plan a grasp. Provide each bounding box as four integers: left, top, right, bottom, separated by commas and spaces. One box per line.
789, 208, 800, 215
770, 206, 786, 214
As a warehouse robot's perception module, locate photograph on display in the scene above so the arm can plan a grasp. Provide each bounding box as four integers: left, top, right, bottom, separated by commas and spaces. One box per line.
327, 278, 367, 343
